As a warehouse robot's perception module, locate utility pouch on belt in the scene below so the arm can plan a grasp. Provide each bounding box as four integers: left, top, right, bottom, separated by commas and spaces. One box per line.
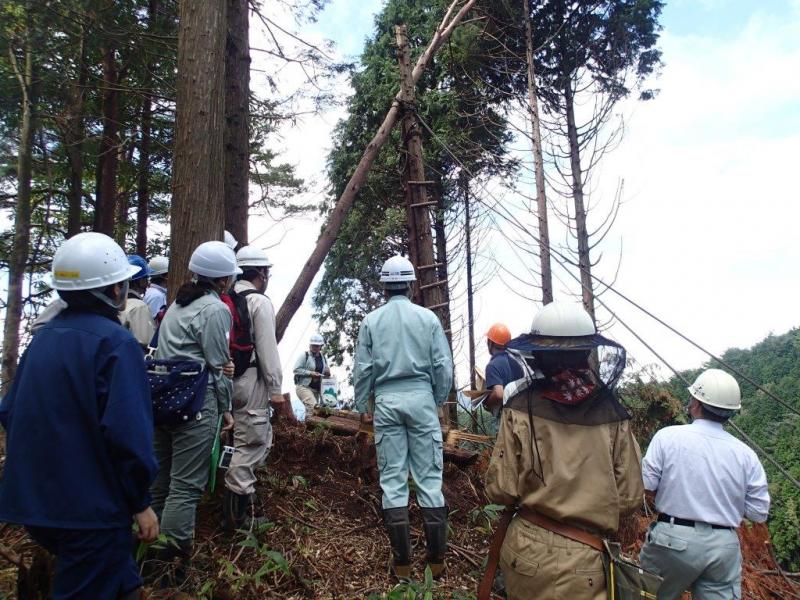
601, 539, 662, 600
146, 359, 209, 426
478, 508, 662, 600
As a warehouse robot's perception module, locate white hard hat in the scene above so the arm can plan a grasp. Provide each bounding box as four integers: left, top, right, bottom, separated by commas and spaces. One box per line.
50, 232, 139, 291
236, 245, 273, 268
223, 230, 238, 249
687, 369, 741, 410
189, 241, 243, 279
309, 333, 324, 346
530, 302, 596, 337
148, 255, 169, 276
379, 255, 416, 283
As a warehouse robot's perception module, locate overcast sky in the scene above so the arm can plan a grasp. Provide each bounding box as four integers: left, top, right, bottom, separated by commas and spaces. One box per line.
249, 0, 800, 396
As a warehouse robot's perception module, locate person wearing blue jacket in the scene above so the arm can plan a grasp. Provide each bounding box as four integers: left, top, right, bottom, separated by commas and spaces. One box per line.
0, 232, 159, 600
354, 255, 453, 580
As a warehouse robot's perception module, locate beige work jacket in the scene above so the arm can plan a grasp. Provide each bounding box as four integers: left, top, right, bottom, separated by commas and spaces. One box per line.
120, 294, 155, 348
486, 391, 644, 535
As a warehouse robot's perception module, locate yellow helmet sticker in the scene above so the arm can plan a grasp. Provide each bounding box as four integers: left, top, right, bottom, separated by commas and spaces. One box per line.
54, 270, 80, 279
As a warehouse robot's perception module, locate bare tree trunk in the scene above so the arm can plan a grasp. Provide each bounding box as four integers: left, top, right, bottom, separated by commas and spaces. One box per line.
2, 12, 35, 393
274, 0, 477, 341
564, 80, 596, 323
462, 175, 476, 389
523, 0, 552, 304
168, 0, 228, 299
93, 42, 119, 236
223, 0, 250, 244
137, 96, 152, 255
136, 0, 158, 256
65, 17, 88, 238
397, 25, 457, 428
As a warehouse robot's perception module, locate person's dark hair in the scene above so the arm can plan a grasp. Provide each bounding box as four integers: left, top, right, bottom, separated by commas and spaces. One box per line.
385, 286, 409, 297
239, 267, 265, 282
488, 340, 505, 353
130, 277, 148, 293
698, 401, 733, 423
151, 275, 167, 286
175, 278, 216, 306
57, 287, 119, 322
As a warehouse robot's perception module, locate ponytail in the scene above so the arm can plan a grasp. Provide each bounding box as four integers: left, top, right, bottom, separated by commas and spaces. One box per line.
175, 277, 216, 307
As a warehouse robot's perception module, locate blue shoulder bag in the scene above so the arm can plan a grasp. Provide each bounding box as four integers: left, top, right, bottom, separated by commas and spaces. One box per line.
146, 358, 209, 426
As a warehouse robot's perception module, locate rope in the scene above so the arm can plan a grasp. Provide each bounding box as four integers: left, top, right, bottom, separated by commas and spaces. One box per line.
414, 111, 800, 491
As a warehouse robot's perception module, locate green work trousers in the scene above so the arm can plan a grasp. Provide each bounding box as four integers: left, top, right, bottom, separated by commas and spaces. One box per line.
150, 389, 218, 544
373, 389, 444, 509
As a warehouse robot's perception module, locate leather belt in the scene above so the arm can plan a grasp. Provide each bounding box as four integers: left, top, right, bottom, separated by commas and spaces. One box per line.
518, 507, 605, 552
657, 513, 732, 530
478, 507, 605, 600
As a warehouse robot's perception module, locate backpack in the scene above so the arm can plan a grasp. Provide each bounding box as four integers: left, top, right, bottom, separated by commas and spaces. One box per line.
220, 289, 260, 378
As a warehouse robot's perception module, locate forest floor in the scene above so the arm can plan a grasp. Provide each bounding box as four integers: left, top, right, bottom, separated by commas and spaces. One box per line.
0, 423, 798, 599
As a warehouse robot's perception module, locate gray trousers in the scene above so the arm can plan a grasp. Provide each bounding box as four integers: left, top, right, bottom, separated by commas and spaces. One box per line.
639, 520, 742, 600
225, 369, 273, 495
151, 390, 218, 544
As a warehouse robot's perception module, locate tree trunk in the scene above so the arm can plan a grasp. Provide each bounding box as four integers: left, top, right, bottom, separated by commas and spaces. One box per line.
65, 17, 88, 238
274, 0, 477, 341
524, 0, 552, 304
2, 12, 35, 393
137, 96, 152, 255
397, 25, 457, 428
564, 80, 596, 323
93, 42, 119, 236
223, 0, 250, 244
462, 175, 476, 389
136, 0, 158, 256
168, 0, 228, 299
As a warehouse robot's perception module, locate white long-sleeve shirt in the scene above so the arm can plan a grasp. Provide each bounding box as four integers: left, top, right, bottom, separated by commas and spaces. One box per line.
642, 419, 770, 527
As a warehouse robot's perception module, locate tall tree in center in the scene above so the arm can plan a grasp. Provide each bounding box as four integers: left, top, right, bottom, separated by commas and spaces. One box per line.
169, 0, 228, 295
223, 0, 250, 244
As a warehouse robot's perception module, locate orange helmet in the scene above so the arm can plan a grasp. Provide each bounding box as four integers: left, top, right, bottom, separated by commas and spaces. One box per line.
486, 323, 512, 346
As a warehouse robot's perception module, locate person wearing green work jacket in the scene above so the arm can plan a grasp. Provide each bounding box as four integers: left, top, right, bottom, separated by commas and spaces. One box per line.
354, 255, 453, 581
149, 241, 238, 584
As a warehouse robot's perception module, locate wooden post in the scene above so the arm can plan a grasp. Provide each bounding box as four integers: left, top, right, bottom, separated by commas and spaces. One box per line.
462, 174, 476, 389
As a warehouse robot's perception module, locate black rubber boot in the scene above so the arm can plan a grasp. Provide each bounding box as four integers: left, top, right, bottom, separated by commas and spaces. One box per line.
223, 488, 248, 533
421, 506, 448, 578
141, 540, 189, 589
383, 507, 412, 580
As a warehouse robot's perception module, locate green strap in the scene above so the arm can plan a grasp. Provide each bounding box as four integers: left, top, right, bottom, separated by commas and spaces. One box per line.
208, 415, 223, 493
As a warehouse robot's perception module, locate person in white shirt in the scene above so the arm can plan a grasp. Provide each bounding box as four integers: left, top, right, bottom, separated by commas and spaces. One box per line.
639, 368, 770, 600
144, 256, 169, 319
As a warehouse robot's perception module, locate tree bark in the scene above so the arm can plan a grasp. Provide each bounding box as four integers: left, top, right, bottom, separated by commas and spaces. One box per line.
564, 80, 596, 323
65, 17, 88, 238
223, 0, 250, 244
136, 0, 158, 256
168, 0, 228, 299
274, 0, 477, 341
93, 41, 120, 236
524, 0, 552, 304
2, 12, 36, 393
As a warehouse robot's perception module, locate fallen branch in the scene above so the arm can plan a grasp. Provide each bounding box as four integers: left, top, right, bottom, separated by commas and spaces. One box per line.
274, 0, 479, 340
